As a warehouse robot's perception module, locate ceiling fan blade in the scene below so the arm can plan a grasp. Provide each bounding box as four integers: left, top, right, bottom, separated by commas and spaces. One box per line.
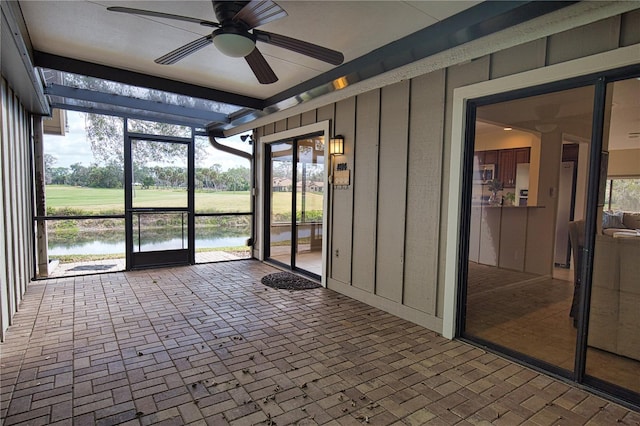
254, 30, 344, 65
234, 0, 287, 29
107, 6, 220, 28
245, 48, 278, 84
155, 35, 214, 65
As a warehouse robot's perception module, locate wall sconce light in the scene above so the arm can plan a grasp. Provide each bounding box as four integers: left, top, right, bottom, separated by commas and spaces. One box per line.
330, 135, 344, 155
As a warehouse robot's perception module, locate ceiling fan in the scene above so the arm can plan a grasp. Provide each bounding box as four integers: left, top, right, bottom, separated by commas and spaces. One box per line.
107, 0, 344, 84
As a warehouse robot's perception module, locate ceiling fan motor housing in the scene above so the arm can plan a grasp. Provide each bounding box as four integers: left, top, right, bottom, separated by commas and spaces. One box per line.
213, 1, 250, 28
211, 1, 257, 57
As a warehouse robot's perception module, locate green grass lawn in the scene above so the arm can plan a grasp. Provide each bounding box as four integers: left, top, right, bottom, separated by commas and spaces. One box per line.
45, 185, 323, 215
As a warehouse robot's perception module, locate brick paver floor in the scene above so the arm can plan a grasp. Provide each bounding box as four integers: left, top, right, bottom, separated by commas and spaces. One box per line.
1, 260, 638, 425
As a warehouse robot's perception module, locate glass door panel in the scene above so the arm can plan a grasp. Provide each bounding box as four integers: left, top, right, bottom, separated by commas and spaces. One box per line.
295, 138, 324, 277
585, 78, 640, 399
127, 138, 191, 269
267, 136, 325, 278
132, 212, 188, 252
464, 85, 595, 374
269, 142, 294, 267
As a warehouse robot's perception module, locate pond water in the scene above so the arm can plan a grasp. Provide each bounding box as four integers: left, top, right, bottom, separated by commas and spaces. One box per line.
47, 222, 322, 256
47, 227, 309, 255
48, 234, 250, 255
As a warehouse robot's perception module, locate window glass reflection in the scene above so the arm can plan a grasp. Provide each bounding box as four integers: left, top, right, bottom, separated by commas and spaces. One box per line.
465, 85, 596, 372
585, 78, 640, 395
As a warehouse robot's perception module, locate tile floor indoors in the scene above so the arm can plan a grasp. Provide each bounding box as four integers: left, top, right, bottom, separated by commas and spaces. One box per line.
1, 260, 639, 426
465, 262, 640, 394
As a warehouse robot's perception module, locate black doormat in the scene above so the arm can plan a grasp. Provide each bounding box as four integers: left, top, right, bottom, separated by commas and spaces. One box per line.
68, 264, 117, 271
261, 272, 321, 290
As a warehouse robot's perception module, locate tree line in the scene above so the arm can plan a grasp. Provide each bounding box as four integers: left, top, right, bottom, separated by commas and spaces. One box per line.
45, 154, 251, 191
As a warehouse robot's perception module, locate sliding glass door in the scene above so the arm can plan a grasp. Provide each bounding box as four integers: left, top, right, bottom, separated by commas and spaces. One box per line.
584, 77, 640, 399
294, 139, 324, 276
266, 136, 325, 278
268, 141, 294, 268
459, 71, 640, 406
463, 85, 594, 374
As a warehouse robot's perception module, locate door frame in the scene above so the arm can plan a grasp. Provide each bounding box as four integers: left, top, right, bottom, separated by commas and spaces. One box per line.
124, 130, 195, 270
442, 46, 639, 406
459, 83, 600, 384
263, 139, 296, 271
264, 134, 323, 279
455, 71, 640, 405
443, 45, 639, 339
259, 121, 331, 286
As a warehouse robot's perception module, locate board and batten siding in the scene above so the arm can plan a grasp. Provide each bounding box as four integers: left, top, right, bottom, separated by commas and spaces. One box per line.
404, 70, 446, 315
375, 81, 410, 303
258, 74, 449, 331
331, 97, 355, 284
255, 10, 639, 334
351, 89, 380, 293
1, 76, 35, 341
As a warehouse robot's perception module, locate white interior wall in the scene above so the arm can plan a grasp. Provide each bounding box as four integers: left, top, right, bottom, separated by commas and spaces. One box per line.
608, 149, 640, 178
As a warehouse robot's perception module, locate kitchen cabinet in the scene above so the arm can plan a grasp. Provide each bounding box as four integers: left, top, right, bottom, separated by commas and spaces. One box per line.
498, 150, 516, 187
498, 147, 531, 188
483, 150, 498, 165
475, 150, 498, 165
515, 147, 530, 164
475, 148, 529, 187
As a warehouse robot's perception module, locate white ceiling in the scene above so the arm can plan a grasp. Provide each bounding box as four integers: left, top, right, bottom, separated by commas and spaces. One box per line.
609, 78, 640, 150
476, 78, 640, 151
19, 1, 479, 99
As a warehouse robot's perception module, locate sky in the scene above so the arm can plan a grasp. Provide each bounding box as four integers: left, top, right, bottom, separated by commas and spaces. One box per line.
44, 110, 252, 170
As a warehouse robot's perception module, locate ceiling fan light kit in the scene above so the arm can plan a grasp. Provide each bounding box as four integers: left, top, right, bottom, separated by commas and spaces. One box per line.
535, 123, 558, 133
212, 30, 256, 58
108, 0, 344, 85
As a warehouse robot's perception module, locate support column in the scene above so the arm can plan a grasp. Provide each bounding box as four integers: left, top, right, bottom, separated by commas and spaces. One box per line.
33, 116, 48, 277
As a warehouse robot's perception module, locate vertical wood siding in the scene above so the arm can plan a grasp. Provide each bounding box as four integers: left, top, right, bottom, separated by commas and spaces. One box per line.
620, 9, 640, 46
351, 90, 380, 293
255, 12, 635, 333
546, 16, 621, 65
1, 77, 34, 341
375, 81, 410, 303
331, 98, 356, 284
403, 70, 446, 315
286, 115, 301, 130
301, 110, 317, 127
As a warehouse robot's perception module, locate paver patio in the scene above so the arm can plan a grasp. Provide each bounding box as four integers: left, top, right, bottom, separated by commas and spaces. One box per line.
1, 260, 638, 425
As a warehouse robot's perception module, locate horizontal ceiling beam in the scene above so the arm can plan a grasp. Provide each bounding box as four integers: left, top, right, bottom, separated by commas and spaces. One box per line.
33, 51, 264, 110
44, 84, 229, 124
49, 102, 211, 129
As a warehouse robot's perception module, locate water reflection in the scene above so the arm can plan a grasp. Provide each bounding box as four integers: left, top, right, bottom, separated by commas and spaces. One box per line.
49, 227, 250, 255
47, 226, 310, 256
